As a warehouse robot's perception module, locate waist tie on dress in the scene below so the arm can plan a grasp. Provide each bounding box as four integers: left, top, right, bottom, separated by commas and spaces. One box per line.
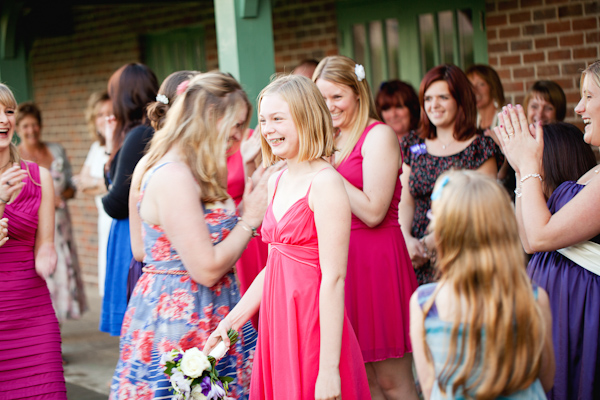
557, 241, 600, 276
269, 242, 320, 269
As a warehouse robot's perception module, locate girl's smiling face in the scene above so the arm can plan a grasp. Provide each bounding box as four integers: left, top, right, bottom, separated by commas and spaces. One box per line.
0, 103, 16, 150
259, 93, 299, 161
576, 74, 600, 146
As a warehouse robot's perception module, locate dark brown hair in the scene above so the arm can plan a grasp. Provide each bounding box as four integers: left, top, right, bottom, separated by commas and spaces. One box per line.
542, 122, 596, 198
524, 80, 567, 122
107, 63, 158, 165
465, 64, 505, 108
375, 80, 420, 132
418, 64, 477, 141
146, 70, 199, 131
16, 102, 42, 127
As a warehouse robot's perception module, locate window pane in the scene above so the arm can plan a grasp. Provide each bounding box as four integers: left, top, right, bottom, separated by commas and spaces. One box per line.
458, 9, 474, 70
386, 19, 399, 79
419, 13, 435, 75
437, 10, 454, 65
369, 20, 384, 88
352, 24, 366, 67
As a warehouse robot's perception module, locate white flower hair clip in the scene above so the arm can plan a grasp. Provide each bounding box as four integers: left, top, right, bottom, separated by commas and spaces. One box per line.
355, 64, 365, 82
156, 94, 169, 105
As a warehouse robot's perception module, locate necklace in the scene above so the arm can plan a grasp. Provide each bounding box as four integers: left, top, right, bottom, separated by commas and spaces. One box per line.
438, 137, 455, 150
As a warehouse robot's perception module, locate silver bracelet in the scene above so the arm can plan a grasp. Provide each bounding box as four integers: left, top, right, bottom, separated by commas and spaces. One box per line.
520, 173, 542, 184
0, 196, 9, 204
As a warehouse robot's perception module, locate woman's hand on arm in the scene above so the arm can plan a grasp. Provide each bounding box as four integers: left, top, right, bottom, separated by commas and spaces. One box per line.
0, 164, 28, 212
128, 156, 148, 262
35, 167, 57, 279
410, 293, 434, 400
240, 129, 261, 178
342, 123, 400, 228
311, 169, 350, 400
398, 164, 428, 268
0, 218, 8, 247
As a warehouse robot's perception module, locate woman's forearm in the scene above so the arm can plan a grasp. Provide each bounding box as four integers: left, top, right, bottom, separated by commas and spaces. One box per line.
318, 274, 345, 372
226, 269, 266, 330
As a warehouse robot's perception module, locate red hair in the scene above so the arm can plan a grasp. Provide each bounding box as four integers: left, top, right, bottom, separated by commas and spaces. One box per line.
418, 64, 477, 141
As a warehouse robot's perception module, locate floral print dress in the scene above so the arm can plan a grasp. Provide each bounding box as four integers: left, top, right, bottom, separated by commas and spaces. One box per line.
401, 132, 503, 285
110, 163, 257, 400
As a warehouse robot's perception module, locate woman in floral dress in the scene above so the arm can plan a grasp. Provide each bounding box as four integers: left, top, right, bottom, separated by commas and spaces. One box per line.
110, 72, 275, 399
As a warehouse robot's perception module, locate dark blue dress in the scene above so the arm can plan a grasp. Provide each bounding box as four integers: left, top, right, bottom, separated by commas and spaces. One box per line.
527, 181, 600, 400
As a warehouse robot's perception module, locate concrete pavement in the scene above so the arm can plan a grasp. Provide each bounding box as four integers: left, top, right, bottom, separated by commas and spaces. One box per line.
62, 285, 120, 399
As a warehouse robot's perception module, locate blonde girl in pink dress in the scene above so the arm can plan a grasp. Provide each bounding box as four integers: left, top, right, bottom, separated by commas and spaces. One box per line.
205, 74, 370, 400
314, 55, 418, 399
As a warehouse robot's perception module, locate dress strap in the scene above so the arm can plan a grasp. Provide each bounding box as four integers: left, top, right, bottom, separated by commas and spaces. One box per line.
355, 121, 384, 149
138, 162, 174, 210
305, 167, 333, 199
271, 169, 288, 202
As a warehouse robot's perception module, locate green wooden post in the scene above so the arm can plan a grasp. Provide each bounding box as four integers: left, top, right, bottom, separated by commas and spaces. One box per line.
0, 0, 31, 103
214, 0, 276, 126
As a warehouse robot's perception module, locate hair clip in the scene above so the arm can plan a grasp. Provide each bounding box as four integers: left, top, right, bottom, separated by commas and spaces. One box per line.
176, 80, 190, 96
431, 175, 450, 201
156, 94, 169, 105
355, 64, 365, 82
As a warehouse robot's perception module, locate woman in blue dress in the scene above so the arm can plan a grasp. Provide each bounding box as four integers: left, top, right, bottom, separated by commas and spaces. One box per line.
110, 72, 274, 399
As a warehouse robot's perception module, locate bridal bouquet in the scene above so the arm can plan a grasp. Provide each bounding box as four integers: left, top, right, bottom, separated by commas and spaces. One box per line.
161, 330, 238, 400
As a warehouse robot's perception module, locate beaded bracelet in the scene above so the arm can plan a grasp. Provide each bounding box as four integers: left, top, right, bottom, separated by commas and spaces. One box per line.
514, 173, 543, 198
238, 217, 259, 237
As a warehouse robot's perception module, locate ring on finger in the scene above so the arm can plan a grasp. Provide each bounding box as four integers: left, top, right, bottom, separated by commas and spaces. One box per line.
5, 181, 12, 186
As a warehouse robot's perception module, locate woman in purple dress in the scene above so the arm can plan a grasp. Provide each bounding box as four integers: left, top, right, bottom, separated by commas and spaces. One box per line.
0, 83, 65, 398
496, 60, 600, 400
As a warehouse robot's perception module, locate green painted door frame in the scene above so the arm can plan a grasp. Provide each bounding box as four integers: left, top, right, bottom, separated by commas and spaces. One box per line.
214, 0, 276, 126
0, 0, 32, 103
336, 0, 487, 89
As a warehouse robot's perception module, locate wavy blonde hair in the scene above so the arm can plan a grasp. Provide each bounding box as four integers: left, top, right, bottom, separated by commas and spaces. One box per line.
312, 55, 379, 165
424, 171, 545, 399
84, 91, 110, 145
0, 83, 21, 166
141, 72, 251, 203
258, 74, 335, 166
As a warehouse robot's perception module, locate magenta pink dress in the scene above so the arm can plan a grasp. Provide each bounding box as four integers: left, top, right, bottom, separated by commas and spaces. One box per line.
227, 136, 269, 329
250, 171, 370, 399
336, 121, 418, 363
0, 161, 66, 398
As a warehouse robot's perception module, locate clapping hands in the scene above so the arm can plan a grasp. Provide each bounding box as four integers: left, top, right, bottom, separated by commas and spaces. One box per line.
0, 164, 28, 204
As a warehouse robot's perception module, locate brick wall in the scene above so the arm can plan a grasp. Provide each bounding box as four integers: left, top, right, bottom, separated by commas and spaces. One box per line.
27, 0, 338, 289
486, 0, 599, 126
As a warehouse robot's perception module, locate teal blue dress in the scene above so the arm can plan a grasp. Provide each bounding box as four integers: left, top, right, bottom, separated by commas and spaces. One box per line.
416, 283, 547, 399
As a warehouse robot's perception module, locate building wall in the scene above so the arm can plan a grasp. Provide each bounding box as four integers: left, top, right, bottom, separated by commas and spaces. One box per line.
28, 0, 338, 288
485, 0, 599, 125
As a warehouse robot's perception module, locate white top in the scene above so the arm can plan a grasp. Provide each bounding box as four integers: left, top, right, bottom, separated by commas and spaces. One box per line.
84, 141, 109, 180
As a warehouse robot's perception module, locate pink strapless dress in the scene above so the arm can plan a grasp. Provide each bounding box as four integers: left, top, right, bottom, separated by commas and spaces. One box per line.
336, 122, 418, 362
250, 171, 370, 399
0, 161, 66, 398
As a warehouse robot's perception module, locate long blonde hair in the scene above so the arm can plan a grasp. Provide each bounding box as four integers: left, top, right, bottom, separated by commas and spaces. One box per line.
0, 84, 22, 166
312, 55, 379, 164
258, 74, 335, 166
141, 72, 251, 203
424, 171, 545, 399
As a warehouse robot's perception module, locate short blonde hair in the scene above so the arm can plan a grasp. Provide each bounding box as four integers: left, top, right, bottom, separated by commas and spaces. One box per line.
142, 72, 252, 203
85, 91, 110, 144
312, 55, 379, 165
258, 74, 335, 166
424, 171, 545, 399
0, 83, 21, 166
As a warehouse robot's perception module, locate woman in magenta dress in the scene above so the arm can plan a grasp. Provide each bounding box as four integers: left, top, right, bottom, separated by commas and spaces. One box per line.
206, 74, 370, 400
313, 55, 418, 399
0, 83, 65, 398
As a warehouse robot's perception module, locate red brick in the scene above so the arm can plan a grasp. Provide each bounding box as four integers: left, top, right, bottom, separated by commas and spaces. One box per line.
511, 39, 533, 51
574, 47, 598, 59
498, 0, 519, 11
585, 2, 599, 15
489, 56, 499, 66
489, 42, 508, 53
548, 49, 571, 60
487, 15, 508, 27
533, 8, 557, 21
587, 31, 600, 43
558, 4, 584, 18
545, 0, 569, 3
571, 17, 598, 31
523, 24, 545, 35
520, 0, 543, 7
504, 81, 525, 92
566, 91, 583, 103
553, 78, 574, 90
523, 52, 545, 63
500, 27, 520, 39
501, 55, 521, 65
562, 61, 587, 75
487, 28, 498, 41
546, 21, 571, 33
513, 67, 535, 78
497, 68, 511, 79
560, 33, 585, 46
535, 37, 558, 48
509, 11, 531, 23
537, 65, 560, 77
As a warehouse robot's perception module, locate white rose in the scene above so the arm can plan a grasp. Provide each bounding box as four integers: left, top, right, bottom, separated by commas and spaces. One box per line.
180, 347, 211, 378
191, 385, 207, 400
354, 64, 365, 81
